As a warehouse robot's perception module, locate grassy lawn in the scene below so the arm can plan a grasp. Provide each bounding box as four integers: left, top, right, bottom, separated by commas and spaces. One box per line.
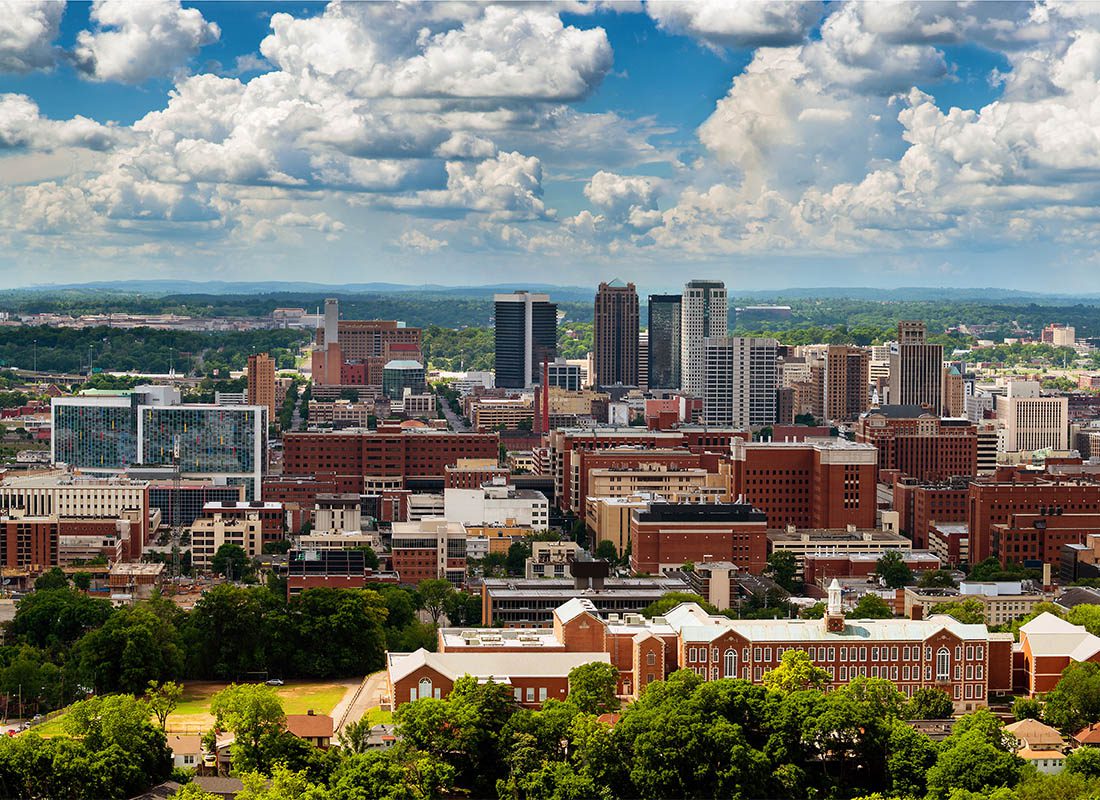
29, 715, 67, 736
166, 680, 353, 731
363, 707, 393, 725
25, 680, 356, 736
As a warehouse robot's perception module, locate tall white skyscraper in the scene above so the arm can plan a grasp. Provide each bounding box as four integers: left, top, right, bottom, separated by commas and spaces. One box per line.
680, 280, 727, 397
703, 337, 779, 428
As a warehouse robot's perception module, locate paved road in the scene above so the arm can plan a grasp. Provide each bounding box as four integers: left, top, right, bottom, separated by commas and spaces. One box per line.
439, 393, 471, 432
334, 670, 390, 736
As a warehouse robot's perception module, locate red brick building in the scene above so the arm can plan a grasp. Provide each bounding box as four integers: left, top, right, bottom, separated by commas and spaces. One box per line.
444, 464, 510, 489
263, 475, 340, 533
724, 439, 878, 530
547, 426, 748, 512
629, 502, 768, 575
855, 406, 977, 482
422, 591, 1015, 712
0, 516, 57, 570
968, 469, 1100, 565
1019, 612, 1100, 694
282, 430, 499, 493
893, 478, 970, 548
802, 551, 941, 586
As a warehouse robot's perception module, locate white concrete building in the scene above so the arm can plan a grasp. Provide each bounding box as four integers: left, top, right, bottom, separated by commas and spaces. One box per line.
997, 381, 1068, 453
680, 280, 727, 398
443, 481, 549, 529
703, 336, 778, 428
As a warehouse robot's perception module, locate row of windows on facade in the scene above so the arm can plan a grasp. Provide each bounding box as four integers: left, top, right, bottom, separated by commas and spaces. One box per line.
686, 643, 986, 665
685, 662, 986, 692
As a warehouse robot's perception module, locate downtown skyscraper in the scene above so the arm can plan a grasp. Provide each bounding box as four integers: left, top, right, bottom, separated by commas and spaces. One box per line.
888, 321, 944, 413
647, 294, 681, 390
494, 291, 558, 389
680, 280, 727, 397
593, 279, 639, 387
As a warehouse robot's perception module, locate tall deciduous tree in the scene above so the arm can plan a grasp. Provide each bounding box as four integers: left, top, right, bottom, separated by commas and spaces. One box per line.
905, 687, 954, 720
145, 680, 184, 730
875, 550, 914, 589
210, 683, 286, 773
416, 579, 453, 625
567, 662, 620, 715
763, 649, 830, 693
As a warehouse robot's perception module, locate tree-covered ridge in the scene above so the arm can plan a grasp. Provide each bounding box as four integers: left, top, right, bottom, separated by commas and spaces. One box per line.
0, 327, 309, 376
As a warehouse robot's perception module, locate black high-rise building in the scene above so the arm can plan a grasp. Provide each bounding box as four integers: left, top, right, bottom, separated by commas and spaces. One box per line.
494, 292, 558, 388
647, 294, 681, 390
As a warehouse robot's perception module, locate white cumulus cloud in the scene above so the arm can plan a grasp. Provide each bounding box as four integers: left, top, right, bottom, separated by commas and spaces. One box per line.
73, 0, 220, 84
0, 0, 63, 73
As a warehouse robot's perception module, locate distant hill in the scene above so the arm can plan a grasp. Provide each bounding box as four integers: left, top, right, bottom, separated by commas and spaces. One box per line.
18, 280, 1100, 305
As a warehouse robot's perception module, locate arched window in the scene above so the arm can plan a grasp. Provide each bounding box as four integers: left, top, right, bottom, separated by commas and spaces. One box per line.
936, 648, 950, 682
418, 677, 433, 700
724, 648, 737, 678
646, 651, 656, 666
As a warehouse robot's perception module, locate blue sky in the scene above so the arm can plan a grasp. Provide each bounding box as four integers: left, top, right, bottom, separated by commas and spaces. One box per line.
0, 1, 1097, 293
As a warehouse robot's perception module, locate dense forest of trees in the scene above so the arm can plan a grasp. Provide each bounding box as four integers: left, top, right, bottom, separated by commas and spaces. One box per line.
0, 578, 451, 716
0, 327, 308, 376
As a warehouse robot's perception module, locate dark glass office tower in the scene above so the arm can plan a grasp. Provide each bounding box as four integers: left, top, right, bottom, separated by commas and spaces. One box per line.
494, 292, 557, 388
647, 294, 681, 389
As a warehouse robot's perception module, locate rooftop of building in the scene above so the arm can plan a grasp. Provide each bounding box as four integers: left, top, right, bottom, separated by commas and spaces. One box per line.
862, 404, 936, 419
438, 627, 565, 649
383, 360, 424, 370
1020, 612, 1100, 660
286, 713, 334, 739
481, 576, 688, 597
767, 527, 910, 544
635, 502, 767, 523
202, 501, 282, 511
808, 551, 940, 564
1, 473, 150, 489
109, 563, 165, 576
1005, 718, 1065, 749
387, 648, 609, 683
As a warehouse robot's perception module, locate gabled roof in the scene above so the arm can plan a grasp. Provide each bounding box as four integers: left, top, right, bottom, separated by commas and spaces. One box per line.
554, 597, 600, 625
1005, 718, 1065, 749
387, 648, 611, 684
286, 714, 334, 740
1020, 612, 1100, 659
1074, 723, 1100, 744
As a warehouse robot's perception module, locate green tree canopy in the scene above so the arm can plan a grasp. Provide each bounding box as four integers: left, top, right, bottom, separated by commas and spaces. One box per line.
905, 687, 954, 720
851, 594, 893, 619
567, 662, 620, 715
1044, 661, 1100, 733
210, 542, 250, 580
875, 551, 913, 589
763, 649, 830, 694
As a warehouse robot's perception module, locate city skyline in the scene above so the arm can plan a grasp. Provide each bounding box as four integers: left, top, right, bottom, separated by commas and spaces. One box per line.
2, 1, 1100, 289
